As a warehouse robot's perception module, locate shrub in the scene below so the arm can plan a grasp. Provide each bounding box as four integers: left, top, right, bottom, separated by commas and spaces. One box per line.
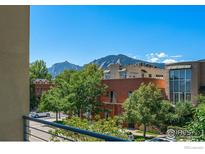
49, 116, 128, 141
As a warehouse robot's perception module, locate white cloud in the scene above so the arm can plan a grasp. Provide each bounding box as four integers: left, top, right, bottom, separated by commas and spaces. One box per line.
156, 52, 167, 58
170, 55, 182, 58
163, 59, 177, 64
150, 57, 159, 63
145, 52, 183, 63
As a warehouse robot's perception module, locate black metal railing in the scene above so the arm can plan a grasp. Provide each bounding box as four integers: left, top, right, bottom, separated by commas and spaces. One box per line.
23, 115, 129, 142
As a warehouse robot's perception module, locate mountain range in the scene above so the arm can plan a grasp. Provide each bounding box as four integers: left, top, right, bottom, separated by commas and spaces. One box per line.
48, 54, 165, 77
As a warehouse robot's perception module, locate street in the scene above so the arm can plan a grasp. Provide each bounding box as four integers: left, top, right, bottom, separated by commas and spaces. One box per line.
29, 113, 67, 141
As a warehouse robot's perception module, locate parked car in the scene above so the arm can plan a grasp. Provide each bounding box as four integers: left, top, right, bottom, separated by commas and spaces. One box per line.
147, 137, 176, 142
29, 112, 50, 118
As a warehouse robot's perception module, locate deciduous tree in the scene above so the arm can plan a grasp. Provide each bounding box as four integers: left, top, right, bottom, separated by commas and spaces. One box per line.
123, 83, 163, 138
29, 60, 52, 110
39, 88, 64, 121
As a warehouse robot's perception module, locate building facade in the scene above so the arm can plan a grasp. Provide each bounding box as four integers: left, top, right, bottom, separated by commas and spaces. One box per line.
165, 60, 205, 105
100, 78, 167, 118
33, 79, 53, 97
103, 63, 165, 80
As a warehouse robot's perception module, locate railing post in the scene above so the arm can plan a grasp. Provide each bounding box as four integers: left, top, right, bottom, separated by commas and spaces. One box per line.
23, 117, 29, 141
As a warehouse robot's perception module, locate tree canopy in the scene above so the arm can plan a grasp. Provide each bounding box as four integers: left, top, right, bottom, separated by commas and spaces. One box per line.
123, 83, 164, 138
187, 95, 205, 141
39, 88, 64, 121
38, 64, 107, 119
29, 60, 52, 110
29, 60, 51, 81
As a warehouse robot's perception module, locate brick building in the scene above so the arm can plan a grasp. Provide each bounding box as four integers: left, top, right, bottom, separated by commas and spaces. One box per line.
100, 78, 167, 118
33, 79, 53, 97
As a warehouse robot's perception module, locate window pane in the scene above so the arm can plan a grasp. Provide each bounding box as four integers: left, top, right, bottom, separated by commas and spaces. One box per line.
186, 69, 192, 80
174, 70, 180, 80
180, 80, 185, 92
174, 80, 179, 92
128, 91, 132, 97
186, 80, 191, 92
170, 81, 174, 92
180, 69, 185, 80
180, 92, 185, 102
170, 93, 173, 102
174, 93, 179, 103
120, 72, 127, 79
170, 70, 174, 80
186, 93, 191, 101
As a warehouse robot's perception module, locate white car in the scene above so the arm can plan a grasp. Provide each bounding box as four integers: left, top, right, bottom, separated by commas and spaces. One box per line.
30, 112, 50, 118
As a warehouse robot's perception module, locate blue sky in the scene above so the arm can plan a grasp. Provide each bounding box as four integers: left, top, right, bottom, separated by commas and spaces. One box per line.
30, 5, 205, 67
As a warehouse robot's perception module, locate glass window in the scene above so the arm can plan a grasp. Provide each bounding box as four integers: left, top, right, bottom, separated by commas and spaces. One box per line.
170, 81, 174, 92
180, 92, 185, 102
169, 68, 192, 103
170, 70, 174, 80
186, 69, 191, 80
128, 91, 132, 97
186, 93, 191, 101
186, 80, 191, 92
180, 69, 185, 80
110, 91, 113, 103
180, 80, 185, 92
174, 93, 179, 103
174, 80, 179, 92
174, 70, 180, 80
170, 93, 174, 102
104, 73, 111, 79
119, 72, 127, 79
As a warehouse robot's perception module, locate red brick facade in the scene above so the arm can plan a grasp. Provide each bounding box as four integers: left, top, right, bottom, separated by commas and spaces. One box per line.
100, 78, 167, 118
33, 79, 53, 97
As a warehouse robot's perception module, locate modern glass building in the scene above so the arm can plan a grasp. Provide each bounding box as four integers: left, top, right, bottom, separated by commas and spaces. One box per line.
166, 60, 205, 105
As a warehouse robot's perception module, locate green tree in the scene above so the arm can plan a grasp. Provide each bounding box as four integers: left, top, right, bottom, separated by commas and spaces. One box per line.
29, 60, 52, 110
55, 70, 76, 86
68, 64, 107, 118
187, 95, 205, 141
187, 103, 205, 141
38, 64, 106, 120
156, 100, 175, 133
123, 83, 164, 138
39, 88, 64, 121
173, 101, 194, 127
156, 101, 194, 132
29, 60, 52, 81
197, 94, 205, 104
54, 70, 76, 116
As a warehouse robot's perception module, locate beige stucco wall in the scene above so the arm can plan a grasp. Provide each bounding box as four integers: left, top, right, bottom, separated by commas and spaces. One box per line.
126, 65, 165, 79
106, 64, 165, 79
0, 6, 29, 141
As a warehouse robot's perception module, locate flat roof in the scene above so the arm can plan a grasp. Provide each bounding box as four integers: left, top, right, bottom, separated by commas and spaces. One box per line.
165, 59, 205, 66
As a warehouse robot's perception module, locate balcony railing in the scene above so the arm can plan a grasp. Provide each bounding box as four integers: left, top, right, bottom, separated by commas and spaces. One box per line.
23, 115, 128, 142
